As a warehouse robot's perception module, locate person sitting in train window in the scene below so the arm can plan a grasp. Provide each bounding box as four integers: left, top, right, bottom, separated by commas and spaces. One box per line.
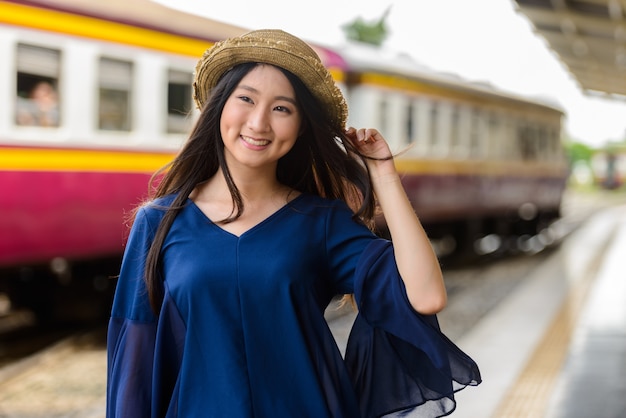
15, 81, 59, 127
106, 29, 481, 418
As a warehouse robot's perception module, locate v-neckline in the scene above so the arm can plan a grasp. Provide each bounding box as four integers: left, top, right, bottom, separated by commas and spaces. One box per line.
187, 193, 304, 238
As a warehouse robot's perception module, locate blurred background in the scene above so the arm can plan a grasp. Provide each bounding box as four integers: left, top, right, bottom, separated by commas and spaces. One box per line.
1, 0, 625, 417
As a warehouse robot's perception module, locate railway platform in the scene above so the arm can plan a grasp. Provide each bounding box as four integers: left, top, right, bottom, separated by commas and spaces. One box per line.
452, 201, 626, 418
0, 192, 625, 417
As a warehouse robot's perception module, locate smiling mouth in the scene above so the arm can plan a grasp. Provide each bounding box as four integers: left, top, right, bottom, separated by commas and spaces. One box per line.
241, 135, 270, 146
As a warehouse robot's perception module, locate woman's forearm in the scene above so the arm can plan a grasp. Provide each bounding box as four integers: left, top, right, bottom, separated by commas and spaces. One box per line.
369, 160, 447, 314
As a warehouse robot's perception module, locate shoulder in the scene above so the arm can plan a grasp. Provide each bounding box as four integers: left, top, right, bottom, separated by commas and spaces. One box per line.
145, 194, 178, 210
136, 194, 179, 222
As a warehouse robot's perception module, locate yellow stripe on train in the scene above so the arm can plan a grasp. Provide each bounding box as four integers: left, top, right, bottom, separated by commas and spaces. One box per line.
394, 157, 568, 178
0, 2, 210, 57
1, 146, 567, 178
0, 147, 174, 172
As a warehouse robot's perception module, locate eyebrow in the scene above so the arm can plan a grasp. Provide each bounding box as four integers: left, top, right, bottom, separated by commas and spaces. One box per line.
237, 85, 298, 106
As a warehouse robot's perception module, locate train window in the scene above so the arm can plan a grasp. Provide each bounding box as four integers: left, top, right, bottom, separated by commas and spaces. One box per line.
488, 115, 500, 157
15, 44, 61, 127
518, 123, 537, 160
378, 99, 388, 134
536, 126, 551, 160
167, 70, 193, 134
450, 107, 460, 150
502, 117, 515, 159
469, 110, 480, 157
550, 128, 561, 158
98, 57, 133, 131
530, 126, 540, 160
429, 103, 438, 148
406, 102, 415, 144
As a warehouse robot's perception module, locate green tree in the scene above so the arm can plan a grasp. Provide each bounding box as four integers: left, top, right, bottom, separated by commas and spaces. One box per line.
342, 6, 391, 46
564, 141, 594, 164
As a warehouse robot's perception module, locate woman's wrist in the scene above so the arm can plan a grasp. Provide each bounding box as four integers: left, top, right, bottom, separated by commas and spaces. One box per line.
368, 158, 399, 184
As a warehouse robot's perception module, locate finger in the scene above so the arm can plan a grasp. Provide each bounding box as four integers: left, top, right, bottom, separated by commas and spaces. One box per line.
356, 128, 367, 142
350, 128, 382, 145
366, 128, 380, 141
363, 128, 378, 144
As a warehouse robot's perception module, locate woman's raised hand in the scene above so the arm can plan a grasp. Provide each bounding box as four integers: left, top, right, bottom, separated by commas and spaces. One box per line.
345, 127, 393, 158
345, 127, 396, 178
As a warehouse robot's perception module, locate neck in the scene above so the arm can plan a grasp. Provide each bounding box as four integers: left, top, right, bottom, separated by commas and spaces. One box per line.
199, 168, 286, 204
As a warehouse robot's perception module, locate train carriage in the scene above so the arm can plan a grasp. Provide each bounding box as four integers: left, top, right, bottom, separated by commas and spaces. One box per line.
0, 0, 568, 320
0, 0, 249, 269
340, 43, 567, 256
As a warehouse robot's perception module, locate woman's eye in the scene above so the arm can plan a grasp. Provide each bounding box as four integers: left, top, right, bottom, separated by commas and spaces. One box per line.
238, 95, 253, 103
275, 105, 291, 113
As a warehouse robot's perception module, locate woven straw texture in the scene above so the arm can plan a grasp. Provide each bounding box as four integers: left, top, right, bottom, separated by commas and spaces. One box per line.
193, 29, 348, 128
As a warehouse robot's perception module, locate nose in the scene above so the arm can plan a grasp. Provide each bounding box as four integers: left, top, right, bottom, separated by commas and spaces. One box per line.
247, 106, 271, 132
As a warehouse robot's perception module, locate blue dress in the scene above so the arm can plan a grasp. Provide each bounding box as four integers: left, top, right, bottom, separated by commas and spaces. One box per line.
106, 193, 480, 417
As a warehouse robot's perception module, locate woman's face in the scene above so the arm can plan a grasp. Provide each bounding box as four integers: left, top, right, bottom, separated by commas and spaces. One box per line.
220, 64, 302, 173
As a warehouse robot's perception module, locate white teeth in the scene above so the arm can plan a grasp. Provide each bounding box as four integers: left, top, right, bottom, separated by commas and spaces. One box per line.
242, 136, 270, 146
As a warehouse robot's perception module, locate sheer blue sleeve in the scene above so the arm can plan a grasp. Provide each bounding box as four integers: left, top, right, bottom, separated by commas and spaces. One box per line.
107, 206, 185, 418
345, 240, 481, 418
106, 207, 159, 417
107, 291, 186, 418
107, 317, 157, 417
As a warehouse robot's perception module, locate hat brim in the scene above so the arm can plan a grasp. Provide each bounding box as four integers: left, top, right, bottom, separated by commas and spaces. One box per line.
193, 30, 347, 128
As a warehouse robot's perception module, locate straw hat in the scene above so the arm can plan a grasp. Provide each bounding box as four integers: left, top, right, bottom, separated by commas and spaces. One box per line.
193, 29, 348, 128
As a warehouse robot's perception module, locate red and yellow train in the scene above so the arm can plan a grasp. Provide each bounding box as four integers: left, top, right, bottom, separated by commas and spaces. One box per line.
0, 0, 569, 319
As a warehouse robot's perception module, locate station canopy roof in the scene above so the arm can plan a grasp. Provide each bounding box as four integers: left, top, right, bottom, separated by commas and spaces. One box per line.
513, 0, 626, 98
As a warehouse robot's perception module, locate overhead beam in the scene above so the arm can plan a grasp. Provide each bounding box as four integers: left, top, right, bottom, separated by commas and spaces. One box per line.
513, 0, 626, 98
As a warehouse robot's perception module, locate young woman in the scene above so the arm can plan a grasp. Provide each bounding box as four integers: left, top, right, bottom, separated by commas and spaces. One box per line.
106, 29, 480, 418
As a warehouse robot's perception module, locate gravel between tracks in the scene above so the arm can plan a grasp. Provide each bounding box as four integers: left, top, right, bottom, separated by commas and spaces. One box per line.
0, 330, 107, 418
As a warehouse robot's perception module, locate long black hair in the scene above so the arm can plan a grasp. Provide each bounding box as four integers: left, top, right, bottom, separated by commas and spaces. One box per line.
142, 62, 377, 312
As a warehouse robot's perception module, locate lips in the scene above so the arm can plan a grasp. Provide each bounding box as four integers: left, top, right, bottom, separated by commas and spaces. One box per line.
241, 135, 270, 147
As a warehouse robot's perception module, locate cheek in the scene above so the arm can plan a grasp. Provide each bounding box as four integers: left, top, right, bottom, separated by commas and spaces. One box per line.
219, 104, 239, 137
219, 117, 228, 140
279, 119, 302, 144
278, 130, 299, 151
